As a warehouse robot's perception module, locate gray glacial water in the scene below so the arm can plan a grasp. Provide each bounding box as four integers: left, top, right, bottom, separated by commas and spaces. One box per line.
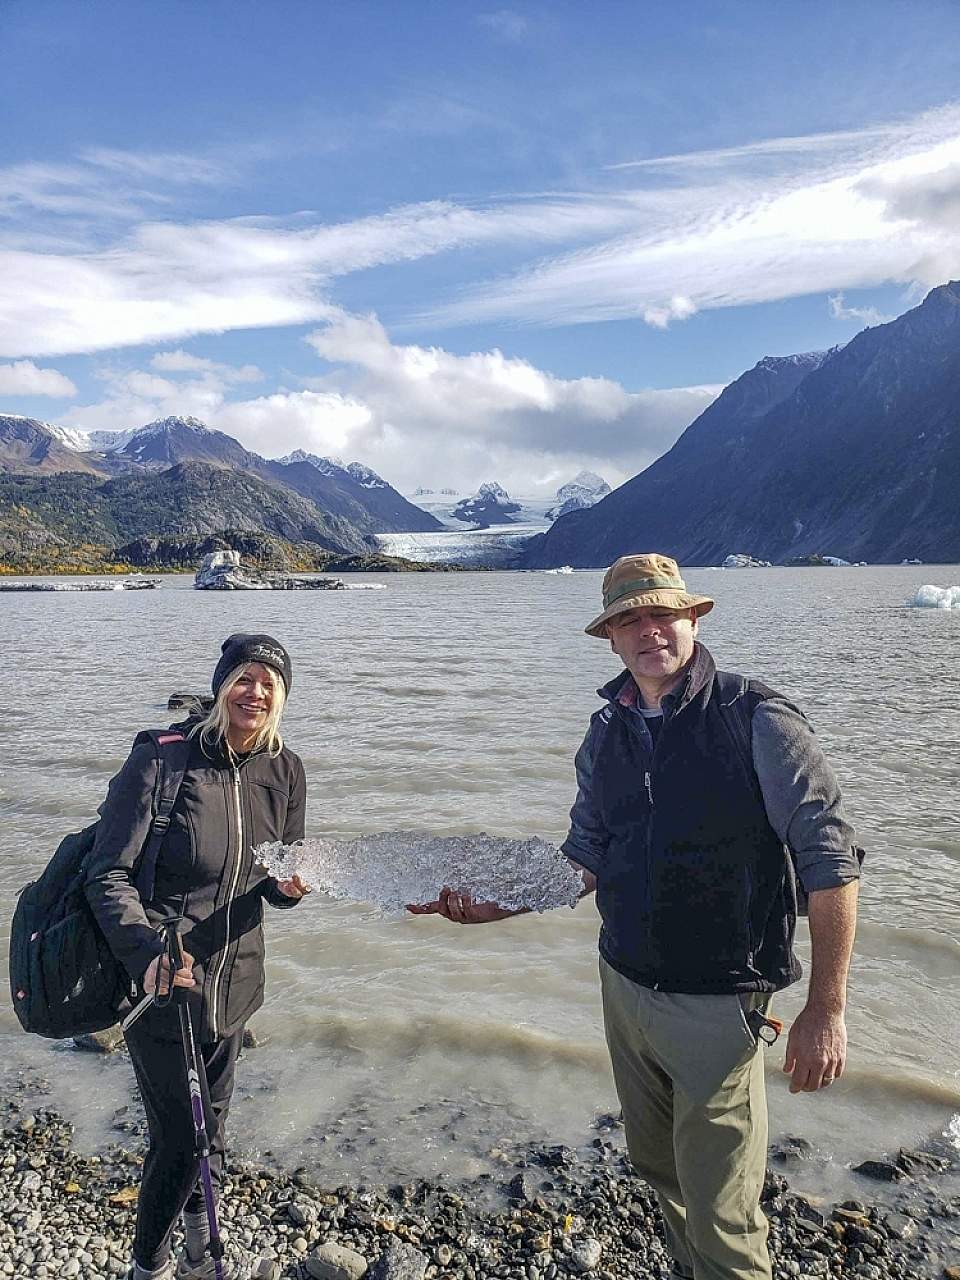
1, 565, 958, 1202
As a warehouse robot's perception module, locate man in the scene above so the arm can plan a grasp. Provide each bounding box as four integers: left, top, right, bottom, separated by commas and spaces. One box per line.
413, 553, 860, 1280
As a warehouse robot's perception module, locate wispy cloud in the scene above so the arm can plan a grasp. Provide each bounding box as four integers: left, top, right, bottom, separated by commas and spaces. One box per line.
0, 194, 644, 358
6, 104, 960, 359
424, 105, 960, 329
150, 350, 262, 382
827, 293, 892, 326
0, 360, 77, 398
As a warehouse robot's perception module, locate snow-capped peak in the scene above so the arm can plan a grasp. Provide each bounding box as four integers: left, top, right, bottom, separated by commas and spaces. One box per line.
278, 449, 346, 474
278, 450, 386, 487
135, 415, 212, 438
43, 423, 92, 452
345, 462, 386, 489
476, 481, 511, 500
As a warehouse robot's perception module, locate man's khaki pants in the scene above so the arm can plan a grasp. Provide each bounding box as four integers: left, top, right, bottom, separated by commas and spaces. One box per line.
600, 959, 772, 1280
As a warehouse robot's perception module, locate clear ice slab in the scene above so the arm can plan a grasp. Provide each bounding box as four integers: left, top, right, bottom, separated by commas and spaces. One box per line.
254, 831, 583, 914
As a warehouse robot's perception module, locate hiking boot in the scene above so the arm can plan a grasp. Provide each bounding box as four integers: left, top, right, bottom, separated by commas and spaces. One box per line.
125, 1263, 176, 1280
175, 1240, 278, 1280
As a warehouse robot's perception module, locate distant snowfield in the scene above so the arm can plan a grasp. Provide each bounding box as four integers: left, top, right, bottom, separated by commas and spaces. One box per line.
410, 490, 556, 530
381, 490, 556, 564
377, 521, 546, 566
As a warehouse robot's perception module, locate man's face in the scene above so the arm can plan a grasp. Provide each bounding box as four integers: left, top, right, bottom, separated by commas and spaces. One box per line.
606, 605, 698, 685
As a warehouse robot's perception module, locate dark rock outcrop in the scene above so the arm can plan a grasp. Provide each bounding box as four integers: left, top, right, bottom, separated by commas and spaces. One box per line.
452, 482, 522, 528
524, 281, 960, 567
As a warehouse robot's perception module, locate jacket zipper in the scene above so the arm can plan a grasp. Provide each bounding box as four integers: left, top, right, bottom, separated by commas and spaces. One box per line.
209, 763, 244, 1039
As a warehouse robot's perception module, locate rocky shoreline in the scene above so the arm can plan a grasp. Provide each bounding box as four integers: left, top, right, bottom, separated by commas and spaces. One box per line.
1, 1063, 957, 1280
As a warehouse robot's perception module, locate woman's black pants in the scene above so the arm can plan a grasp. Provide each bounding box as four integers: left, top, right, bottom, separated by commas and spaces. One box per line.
124, 1018, 244, 1271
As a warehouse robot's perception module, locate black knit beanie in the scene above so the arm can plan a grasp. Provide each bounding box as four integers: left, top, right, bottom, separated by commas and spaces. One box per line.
212, 633, 292, 696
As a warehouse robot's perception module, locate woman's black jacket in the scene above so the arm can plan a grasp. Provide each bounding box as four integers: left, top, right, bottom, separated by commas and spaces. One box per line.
84, 726, 306, 1043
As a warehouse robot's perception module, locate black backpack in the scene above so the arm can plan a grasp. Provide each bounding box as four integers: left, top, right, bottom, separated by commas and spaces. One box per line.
716, 671, 864, 915
9, 729, 192, 1039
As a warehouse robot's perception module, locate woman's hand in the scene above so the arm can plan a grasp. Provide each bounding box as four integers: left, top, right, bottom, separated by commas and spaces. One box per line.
143, 948, 196, 995
276, 874, 311, 900
407, 886, 521, 924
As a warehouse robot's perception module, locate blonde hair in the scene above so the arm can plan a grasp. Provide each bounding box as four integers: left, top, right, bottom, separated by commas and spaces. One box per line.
190, 662, 286, 757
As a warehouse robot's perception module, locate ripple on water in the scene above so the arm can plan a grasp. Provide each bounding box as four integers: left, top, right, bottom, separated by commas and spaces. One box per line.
1, 566, 959, 1199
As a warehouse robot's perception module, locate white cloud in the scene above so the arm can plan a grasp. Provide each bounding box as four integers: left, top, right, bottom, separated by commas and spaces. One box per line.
427, 105, 960, 329
827, 293, 892, 327
0, 196, 643, 358
7, 104, 960, 363
150, 349, 262, 382
0, 360, 77, 397
56, 313, 719, 493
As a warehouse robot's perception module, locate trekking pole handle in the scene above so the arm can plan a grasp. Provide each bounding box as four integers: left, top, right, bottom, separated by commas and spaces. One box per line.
159, 914, 186, 973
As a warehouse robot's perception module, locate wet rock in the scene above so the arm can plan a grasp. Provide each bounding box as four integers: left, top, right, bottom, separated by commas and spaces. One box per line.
568, 1238, 603, 1273
762, 1171, 789, 1202
771, 1137, 815, 1164
367, 1239, 428, 1280
852, 1160, 907, 1182
592, 1114, 623, 1131
882, 1212, 918, 1241
898, 1149, 950, 1177
306, 1242, 369, 1279
509, 1172, 537, 1203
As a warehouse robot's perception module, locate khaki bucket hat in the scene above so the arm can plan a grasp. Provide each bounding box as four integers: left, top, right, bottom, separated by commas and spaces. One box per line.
585, 552, 714, 638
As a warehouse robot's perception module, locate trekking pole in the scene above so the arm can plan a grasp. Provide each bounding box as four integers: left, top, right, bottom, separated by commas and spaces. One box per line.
161, 918, 226, 1280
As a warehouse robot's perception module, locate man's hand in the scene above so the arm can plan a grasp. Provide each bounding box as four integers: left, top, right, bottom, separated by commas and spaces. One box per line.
143, 948, 196, 996
406, 886, 522, 924
276, 874, 311, 900
782, 1005, 847, 1092
784, 879, 858, 1093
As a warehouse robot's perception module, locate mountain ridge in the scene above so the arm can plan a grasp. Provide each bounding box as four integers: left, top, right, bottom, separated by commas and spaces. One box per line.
523, 283, 960, 567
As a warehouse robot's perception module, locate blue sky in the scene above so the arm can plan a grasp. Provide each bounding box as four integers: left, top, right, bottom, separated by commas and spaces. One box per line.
2, 0, 960, 493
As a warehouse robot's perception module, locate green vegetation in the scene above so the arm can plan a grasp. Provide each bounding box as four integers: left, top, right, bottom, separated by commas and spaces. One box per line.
0, 467, 467, 574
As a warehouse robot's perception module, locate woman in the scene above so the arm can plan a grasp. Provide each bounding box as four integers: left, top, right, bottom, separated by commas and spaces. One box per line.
85, 633, 309, 1280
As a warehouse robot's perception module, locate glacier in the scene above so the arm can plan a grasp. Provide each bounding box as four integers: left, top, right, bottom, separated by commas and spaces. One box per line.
254, 830, 584, 914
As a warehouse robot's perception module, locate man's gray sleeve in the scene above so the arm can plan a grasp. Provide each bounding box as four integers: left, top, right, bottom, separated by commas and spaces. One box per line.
560, 718, 610, 877
751, 699, 860, 893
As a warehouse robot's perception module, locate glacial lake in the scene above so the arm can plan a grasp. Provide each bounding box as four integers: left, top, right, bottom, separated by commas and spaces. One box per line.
1, 564, 958, 1204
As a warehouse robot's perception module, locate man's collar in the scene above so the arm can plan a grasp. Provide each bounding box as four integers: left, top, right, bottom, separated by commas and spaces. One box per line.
597, 642, 715, 713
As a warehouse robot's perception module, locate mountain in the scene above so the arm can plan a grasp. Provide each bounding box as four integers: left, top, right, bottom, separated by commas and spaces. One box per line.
524, 282, 960, 567
106, 415, 267, 471
0, 461, 375, 561
0, 414, 444, 566
0, 415, 106, 476
546, 470, 611, 520
272, 451, 442, 534
452, 482, 522, 528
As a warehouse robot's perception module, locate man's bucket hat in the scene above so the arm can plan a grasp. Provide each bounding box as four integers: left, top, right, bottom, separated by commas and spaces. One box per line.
585, 552, 714, 638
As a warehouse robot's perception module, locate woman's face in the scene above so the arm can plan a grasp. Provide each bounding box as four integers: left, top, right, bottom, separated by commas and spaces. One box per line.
225, 662, 276, 748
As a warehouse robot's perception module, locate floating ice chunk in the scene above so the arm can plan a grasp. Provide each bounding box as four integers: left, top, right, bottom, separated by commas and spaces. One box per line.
254, 831, 583, 914
343, 582, 387, 590
910, 584, 960, 609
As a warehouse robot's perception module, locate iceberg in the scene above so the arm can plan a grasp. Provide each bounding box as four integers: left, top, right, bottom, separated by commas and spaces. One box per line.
721, 554, 771, 568
254, 830, 584, 914
910, 584, 960, 609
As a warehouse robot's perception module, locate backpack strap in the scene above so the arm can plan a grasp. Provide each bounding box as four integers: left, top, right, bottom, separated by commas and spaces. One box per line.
132, 730, 193, 902
715, 670, 762, 784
